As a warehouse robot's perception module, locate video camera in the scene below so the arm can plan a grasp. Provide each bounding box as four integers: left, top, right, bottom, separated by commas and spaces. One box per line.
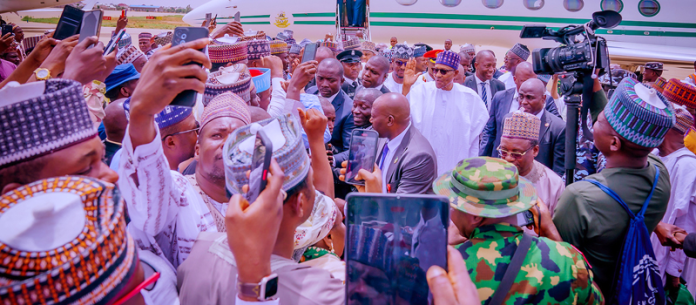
519, 11, 622, 185
520, 11, 621, 79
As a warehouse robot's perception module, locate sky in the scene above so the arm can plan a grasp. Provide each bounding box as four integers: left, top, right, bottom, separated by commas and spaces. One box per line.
95, 0, 211, 8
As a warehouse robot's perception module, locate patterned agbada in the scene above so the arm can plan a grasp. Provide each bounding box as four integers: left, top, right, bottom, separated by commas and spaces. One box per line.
459, 223, 603, 305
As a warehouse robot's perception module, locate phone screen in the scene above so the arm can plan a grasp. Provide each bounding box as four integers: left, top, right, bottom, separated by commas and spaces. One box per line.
79, 10, 102, 43
54, 5, 84, 40
247, 130, 273, 204
1, 25, 13, 36
346, 129, 378, 185
205, 13, 212, 27
170, 27, 209, 107
234, 12, 240, 23
345, 193, 449, 305
517, 210, 534, 227
301, 42, 318, 63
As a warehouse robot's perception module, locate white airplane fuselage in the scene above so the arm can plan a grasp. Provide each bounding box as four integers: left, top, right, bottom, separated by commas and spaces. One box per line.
184, 0, 696, 65
0, 0, 82, 14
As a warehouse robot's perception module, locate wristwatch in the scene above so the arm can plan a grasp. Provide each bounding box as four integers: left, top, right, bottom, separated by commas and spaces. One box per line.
237, 273, 279, 301
34, 68, 51, 81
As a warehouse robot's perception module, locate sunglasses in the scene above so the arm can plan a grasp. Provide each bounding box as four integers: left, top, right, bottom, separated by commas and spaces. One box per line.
431, 68, 454, 75
394, 60, 408, 67
496, 146, 533, 159
163, 121, 200, 139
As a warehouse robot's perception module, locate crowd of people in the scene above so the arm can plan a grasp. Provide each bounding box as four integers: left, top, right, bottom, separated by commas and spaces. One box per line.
1, 13, 696, 305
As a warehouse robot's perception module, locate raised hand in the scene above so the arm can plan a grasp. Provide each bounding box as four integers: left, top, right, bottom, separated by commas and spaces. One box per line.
339, 161, 382, 193
37, 35, 78, 75
260, 55, 284, 79
287, 60, 318, 100
298, 108, 328, 143
211, 21, 244, 39
0, 33, 14, 54
62, 36, 106, 85
402, 58, 422, 95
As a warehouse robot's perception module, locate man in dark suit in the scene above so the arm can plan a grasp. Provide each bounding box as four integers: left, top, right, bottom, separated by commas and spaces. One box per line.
338, 49, 363, 99
306, 58, 354, 153
372, 93, 437, 194
463, 50, 505, 112
537, 74, 563, 119
481, 77, 566, 175
355, 55, 391, 95
333, 88, 383, 167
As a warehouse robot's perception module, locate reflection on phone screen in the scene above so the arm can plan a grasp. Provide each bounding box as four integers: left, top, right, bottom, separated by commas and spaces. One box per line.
247, 136, 266, 203
346, 132, 377, 184
346, 195, 448, 305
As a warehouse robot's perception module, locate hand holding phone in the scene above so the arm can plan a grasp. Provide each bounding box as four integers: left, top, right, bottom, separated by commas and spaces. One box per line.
169, 26, 209, 107
345, 129, 379, 185
79, 10, 103, 44
1, 25, 13, 37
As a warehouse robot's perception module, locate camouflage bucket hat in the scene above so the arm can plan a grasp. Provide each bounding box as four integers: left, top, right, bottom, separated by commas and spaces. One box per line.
433, 157, 537, 218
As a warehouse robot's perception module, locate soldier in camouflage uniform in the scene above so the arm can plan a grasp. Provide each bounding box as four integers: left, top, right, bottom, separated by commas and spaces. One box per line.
433, 157, 603, 305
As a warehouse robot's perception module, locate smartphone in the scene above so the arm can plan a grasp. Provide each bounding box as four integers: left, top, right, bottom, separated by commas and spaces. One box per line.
54, 5, 84, 40
517, 210, 534, 227
103, 29, 125, 55
170, 27, 210, 107
345, 129, 379, 185
1, 25, 13, 36
79, 9, 103, 44
246, 129, 273, 204
234, 12, 240, 23
345, 193, 449, 305
301, 42, 318, 63
204, 13, 212, 27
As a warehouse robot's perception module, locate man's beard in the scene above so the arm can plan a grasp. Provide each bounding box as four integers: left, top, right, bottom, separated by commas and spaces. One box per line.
201, 155, 226, 185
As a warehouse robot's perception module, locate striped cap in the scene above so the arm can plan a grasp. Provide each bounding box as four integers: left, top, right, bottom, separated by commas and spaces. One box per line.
0, 176, 137, 305
503, 111, 541, 141
204, 64, 253, 105
116, 45, 146, 65
247, 39, 271, 60
223, 114, 310, 196
209, 40, 248, 64
663, 78, 696, 109
320, 41, 338, 53
673, 106, 695, 134
138, 32, 152, 41
604, 78, 676, 147
270, 40, 288, 55
0, 79, 96, 169
651, 77, 668, 93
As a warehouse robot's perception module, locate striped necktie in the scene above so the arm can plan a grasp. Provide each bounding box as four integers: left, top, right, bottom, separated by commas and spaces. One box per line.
480, 82, 488, 108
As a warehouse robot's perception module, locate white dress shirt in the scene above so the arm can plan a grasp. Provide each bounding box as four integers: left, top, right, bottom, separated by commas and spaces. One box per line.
383, 73, 404, 95
498, 71, 516, 90
475, 74, 493, 111
380, 122, 411, 193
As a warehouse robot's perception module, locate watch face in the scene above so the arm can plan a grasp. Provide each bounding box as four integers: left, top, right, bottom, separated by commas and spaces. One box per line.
265, 276, 278, 298
37, 70, 48, 78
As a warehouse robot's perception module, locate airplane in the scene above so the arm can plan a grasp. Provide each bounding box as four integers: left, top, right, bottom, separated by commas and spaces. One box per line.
0, 0, 82, 14
183, 0, 696, 76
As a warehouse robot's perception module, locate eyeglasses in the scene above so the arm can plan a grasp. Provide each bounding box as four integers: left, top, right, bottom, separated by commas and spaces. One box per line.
432, 68, 454, 75
496, 146, 533, 159
163, 121, 200, 139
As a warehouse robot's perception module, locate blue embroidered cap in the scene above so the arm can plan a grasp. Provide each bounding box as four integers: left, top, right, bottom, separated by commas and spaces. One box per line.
105, 64, 140, 93
435, 50, 461, 71
413, 46, 427, 58
123, 98, 192, 129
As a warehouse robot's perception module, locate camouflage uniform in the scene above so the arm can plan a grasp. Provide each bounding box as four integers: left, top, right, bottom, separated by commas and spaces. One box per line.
434, 157, 603, 305
459, 223, 603, 304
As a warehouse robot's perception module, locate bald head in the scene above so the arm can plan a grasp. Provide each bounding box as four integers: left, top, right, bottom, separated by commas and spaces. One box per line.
513, 62, 537, 90
454, 65, 466, 85
315, 46, 335, 65
368, 55, 390, 74
355, 88, 383, 106
371, 93, 411, 139
318, 58, 344, 79
103, 98, 128, 143
248, 106, 272, 122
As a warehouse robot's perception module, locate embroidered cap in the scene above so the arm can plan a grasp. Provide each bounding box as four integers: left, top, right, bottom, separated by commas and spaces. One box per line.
391, 44, 413, 60
435, 50, 461, 71
138, 32, 152, 41
247, 39, 271, 60
209, 40, 248, 65
204, 64, 253, 105
289, 43, 302, 55
123, 98, 192, 130
460, 43, 475, 54
0, 79, 97, 168
433, 157, 538, 217
298, 38, 313, 48
361, 41, 376, 54
117, 32, 132, 49
294, 193, 339, 250
343, 37, 361, 50
249, 68, 271, 93
673, 106, 695, 134
0, 176, 137, 304
604, 78, 676, 148
116, 45, 146, 65
201, 92, 251, 131
270, 39, 288, 55
223, 114, 311, 195
663, 78, 696, 109
320, 41, 338, 53
154, 31, 173, 46
503, 111, 541, 141
413, 46, 427, 58
509, 43, 530, 61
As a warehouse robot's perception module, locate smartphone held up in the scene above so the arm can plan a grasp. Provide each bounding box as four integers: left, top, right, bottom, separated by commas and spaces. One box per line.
169, 26, 209, 107
345, 129, 379, 185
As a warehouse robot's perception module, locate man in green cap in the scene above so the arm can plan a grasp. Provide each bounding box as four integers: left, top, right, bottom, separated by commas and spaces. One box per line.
434, 157, 603, 304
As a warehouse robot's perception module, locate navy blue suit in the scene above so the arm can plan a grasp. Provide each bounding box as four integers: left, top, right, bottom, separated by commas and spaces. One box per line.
480, 88, 566, 176
306, 86, 355, 152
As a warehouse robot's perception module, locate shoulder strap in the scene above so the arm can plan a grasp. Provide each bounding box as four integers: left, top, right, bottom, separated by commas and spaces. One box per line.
584, 165, 659, 218
489, 233, 533, 305
185, 175, 227, 232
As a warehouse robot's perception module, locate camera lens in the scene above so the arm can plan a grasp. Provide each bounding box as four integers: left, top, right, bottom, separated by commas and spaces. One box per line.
181, 33, 187, 40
